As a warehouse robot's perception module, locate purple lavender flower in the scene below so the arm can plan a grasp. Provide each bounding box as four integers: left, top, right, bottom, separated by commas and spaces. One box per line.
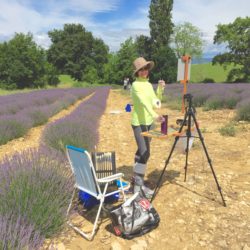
0, 213, 44, 250
161, 83, 250, 113
42, 86, 110, 152
0, 88, 95, 145
0, 148, 74, 239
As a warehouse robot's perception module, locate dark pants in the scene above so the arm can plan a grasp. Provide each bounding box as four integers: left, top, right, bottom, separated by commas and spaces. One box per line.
132, 124, 153, 164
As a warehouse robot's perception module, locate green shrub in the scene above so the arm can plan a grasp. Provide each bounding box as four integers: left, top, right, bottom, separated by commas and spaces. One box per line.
73, 81, 87, 88
218, 123, 236, 136
202, 78, 215, 83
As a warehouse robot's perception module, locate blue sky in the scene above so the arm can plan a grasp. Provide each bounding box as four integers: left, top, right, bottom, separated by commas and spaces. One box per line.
0, 0, 249, 57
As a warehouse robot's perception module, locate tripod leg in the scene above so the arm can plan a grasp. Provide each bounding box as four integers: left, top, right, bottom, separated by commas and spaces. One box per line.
184, 111, 192, 182
151, 136, 179, 202
191, 112, 227, 207
151, 112, 188, 202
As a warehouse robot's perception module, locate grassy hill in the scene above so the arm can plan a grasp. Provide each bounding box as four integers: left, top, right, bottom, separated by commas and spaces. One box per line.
190, 63, 237, 83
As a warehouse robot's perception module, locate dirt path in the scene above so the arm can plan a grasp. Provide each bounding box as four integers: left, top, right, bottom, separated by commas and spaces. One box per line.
0, 94, 93, 160
60, 89, 250, 250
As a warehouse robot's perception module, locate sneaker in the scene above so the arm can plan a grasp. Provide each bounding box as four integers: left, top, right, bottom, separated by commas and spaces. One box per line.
132, 176, 155, 189
134, 184, 154, 199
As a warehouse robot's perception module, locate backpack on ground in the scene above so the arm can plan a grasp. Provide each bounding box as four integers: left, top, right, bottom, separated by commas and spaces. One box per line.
109, 192, 160, 239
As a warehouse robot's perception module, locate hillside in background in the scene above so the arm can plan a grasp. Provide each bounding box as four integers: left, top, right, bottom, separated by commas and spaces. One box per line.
190, 63, 237, 83
192, 58, 212, 64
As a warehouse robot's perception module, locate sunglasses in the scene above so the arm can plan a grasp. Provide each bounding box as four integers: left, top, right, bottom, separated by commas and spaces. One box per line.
139, 66, 150, 71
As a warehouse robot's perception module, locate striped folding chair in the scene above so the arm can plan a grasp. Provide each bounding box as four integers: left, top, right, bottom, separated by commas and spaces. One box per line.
66, 145, 129, 240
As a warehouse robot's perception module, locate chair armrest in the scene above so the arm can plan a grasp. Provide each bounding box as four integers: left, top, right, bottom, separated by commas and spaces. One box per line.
97, 173, 124, 183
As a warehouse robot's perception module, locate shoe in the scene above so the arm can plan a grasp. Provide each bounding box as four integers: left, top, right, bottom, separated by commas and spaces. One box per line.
134, 185, 154, 199
133, 175, 154, 199
131, 176, 155, 189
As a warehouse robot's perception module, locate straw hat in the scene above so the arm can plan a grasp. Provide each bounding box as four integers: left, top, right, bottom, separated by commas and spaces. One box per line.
133, 57, 154, 75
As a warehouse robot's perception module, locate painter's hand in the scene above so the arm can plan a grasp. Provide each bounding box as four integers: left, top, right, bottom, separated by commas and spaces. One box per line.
158, 80, 166, 89
155, 115, 165, 123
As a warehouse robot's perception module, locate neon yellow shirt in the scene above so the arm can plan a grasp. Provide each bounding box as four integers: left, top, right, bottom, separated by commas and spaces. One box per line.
131, 77, 163, 126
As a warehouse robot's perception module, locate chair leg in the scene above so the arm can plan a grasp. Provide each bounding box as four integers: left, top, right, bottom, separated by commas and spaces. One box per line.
119, 177, 127, 201
67, 199, 104, 241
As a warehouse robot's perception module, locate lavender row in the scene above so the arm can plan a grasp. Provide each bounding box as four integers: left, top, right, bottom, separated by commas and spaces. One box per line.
0, 87, 110, 248
42, 86, 110, 153
162, 83, 250, 120
0, 148, 74, 248
0, 88, 95, 145
0, 88, 95, 116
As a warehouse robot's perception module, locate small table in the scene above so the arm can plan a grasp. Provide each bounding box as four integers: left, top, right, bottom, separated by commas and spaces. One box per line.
141, 127, 183, 139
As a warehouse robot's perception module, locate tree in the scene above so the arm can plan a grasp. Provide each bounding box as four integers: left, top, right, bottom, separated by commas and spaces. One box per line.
103, 53, 119, 84
212, 17, 250, 82
47, 23, 109, 82
0, 33, 57, 89
148, 0, 177, 83
172, 22, 204, 58
151, 46, 177, 82
135, 35, 153, 60
104, 38, 137, 84
149, 0, 174, 46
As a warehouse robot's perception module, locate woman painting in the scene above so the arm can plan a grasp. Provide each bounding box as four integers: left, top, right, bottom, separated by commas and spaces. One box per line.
131, 57, 165, 198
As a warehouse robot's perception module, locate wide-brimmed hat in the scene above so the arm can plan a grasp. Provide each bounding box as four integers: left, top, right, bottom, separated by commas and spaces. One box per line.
133, 57, 154, 75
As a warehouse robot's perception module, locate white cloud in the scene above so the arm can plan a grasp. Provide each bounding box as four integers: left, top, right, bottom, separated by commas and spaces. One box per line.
0, 0, 120, 48
93, 6, 150, 51
173, 0, 250, 56
64, 0, 119, 12
0, 0, 248, 55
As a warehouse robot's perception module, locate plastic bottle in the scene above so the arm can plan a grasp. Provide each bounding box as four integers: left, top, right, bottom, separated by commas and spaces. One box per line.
161, 115, 168, 135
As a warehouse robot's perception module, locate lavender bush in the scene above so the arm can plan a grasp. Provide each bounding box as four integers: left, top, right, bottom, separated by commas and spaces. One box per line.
0, 88, 95, 145
42, 86, 110, 152
0, 213, 44, 250
162, 83, 250, 120
0, 148, 74, 239
0, 115, 32, 145
236, 100, 250, 121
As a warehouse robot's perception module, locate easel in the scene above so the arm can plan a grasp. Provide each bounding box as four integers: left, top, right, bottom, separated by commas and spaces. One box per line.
150, 94, 226, 206
179, 55, 191, 113
144, 55, 227, 206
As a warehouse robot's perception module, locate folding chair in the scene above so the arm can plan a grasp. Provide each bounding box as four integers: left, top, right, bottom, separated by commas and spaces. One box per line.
66, 145, 129, 240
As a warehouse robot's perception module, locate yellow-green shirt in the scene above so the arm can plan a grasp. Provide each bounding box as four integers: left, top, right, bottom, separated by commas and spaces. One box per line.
131, 77, 163, 126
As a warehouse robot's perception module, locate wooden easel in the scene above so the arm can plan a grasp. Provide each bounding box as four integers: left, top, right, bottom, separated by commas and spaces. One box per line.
179, 55, 191, 113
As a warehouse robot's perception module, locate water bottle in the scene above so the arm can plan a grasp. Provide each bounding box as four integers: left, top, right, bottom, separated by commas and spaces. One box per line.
125, 104, 132, 112
161, 115, 168, 135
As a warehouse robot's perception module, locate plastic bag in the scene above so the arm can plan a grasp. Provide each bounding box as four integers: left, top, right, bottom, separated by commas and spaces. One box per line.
110, 193, 160, 239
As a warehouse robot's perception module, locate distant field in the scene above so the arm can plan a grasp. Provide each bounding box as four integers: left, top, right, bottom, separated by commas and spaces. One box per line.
0, 88, 33, 96
58, 74, 78, 88
190, 63, 237, 83
58, 74, 104, 88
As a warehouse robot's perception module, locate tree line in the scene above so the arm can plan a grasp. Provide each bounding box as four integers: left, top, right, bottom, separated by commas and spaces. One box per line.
0, 0, 249, 89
